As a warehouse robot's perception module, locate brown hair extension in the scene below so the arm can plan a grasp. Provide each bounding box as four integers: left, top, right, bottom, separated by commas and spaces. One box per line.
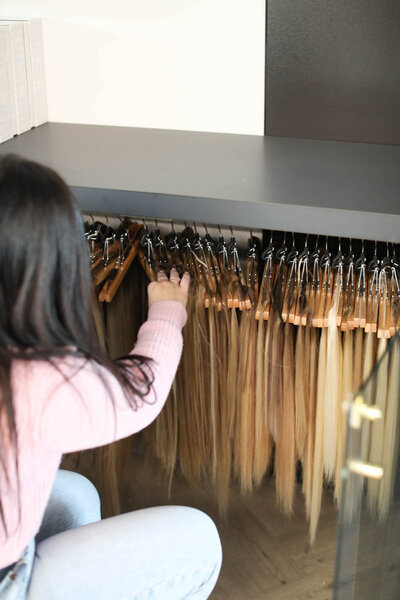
178, 279, 208, 482
151, 383, 178, 492
235, 309, 256, 494
310, 327, 328, 544
253, 314, 273, 486
266, 305, 284, 442
275, 321, 296, 514
378, 338, 400, 521
335, 329, 353, 502
303, 326, 319, 521
367, 337, 388, 517
294, 325, 308, 461
95, 260, 149, 517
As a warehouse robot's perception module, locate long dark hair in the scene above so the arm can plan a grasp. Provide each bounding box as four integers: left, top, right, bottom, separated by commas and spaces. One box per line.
0, 154, 153, 534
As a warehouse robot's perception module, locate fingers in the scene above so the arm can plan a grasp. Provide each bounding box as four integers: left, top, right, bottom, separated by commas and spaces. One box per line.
156, 270, 168, 282
169, 267, 180, 286
180, 271, 190, 291
156, 268, 190, 289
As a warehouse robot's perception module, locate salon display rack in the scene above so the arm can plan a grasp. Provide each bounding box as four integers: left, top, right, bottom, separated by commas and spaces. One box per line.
0, 122, 399, 243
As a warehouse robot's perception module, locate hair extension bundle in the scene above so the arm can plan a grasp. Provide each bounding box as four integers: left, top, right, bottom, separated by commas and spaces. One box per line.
367, 337, 388, 517
303, 326, 319, 520
275, 321, 296, 514
213, 304, 233, 513
234, 309, 256, 494
323, 292, 342, 483
378, 339, 400, 521
266, 305, 284, 442
177, 279, 208, 482
253, 313, 272, 486
150, 383, 178, 492
310, 327, 328, 544
363, 332, 377, 382
335, 329, 353, 502
353, 327, 364, 391
294, 325, 308, 461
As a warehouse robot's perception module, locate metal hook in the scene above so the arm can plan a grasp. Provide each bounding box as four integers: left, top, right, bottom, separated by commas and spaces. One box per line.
269, 230, 273, 245
203, 223, 209, 235
230, 225, 234, 238
325, 235, 329, 250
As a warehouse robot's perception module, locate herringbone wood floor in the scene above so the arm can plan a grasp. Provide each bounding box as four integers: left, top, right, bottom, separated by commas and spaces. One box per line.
63, 446, 337, 600
119, 452, 337, 600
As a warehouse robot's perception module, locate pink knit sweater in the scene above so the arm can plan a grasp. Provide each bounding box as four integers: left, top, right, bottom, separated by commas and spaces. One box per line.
0, 300, 187, 568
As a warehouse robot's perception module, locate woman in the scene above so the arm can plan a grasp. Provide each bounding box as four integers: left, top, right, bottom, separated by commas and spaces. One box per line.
0, 155, 222, 599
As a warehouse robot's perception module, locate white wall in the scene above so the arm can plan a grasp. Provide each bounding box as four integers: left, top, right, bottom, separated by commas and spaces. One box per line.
0, 1, 266, 135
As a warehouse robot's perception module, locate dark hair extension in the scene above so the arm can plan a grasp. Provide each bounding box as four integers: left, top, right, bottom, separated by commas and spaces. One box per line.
0, 154, 154, 536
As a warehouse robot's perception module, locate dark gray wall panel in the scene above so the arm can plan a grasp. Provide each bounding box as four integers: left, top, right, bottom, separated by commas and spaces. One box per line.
266, 0, 400, 144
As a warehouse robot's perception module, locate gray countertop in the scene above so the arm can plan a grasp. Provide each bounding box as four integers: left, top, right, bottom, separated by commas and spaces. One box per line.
1, 122, 399, 241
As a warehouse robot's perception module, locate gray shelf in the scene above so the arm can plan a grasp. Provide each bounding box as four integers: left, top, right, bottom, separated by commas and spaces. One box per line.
1, 122, 399, 241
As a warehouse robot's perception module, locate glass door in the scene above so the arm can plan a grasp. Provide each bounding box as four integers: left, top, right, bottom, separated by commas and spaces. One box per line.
334, 333, 400, 600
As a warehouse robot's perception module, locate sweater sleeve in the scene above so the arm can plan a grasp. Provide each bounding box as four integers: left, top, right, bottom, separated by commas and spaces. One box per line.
36, 300, 187, 453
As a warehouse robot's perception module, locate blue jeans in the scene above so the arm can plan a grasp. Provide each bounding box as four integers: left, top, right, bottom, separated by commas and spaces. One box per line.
1, 470, 222, 599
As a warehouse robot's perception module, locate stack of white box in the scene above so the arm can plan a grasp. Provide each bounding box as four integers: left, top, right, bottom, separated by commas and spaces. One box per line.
0, 18, 48, 144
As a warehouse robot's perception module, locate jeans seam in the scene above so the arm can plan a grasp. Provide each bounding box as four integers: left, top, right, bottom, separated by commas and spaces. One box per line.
128, 562, 217, 600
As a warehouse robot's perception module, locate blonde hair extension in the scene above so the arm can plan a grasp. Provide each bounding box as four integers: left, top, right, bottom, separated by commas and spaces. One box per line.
363, 332, 377, 382
353, 327, 364, 391
303, 326, 319, 521
275, 321, 296, 514
310, 327, 328, 544
335, 329, 353, 502
253, 312, 272, 486
323, 295, 343, 483
367, 337, 389, 517
214, 304, 233, 513
295, 325, 308, 461
266, 306, 284, 442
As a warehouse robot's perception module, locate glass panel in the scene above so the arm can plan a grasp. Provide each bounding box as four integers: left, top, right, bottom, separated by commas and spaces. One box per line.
334, 333, 400, 600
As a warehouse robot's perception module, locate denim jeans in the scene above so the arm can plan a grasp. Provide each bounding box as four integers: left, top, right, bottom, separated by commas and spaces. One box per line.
0, 470, 222, 599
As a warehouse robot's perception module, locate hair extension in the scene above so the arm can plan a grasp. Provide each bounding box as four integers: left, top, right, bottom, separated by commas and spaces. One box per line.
275, 321, 296, 514
310, 327, 328, 544
178, 279, 208, 482
303, 326, 319, 521
323, 294, 342, 483
378, 338, 400, 521
213, 304, 232, 513
335, 329, 353, 502
295, 325, 308, 461
227, 306, 239, 444
266, 305, 284, 442
235, 309, 256, 494
363, 332, 377, 382
367, 337, 388, 517
353, 327, 364, 392
253, 313, 273, 486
